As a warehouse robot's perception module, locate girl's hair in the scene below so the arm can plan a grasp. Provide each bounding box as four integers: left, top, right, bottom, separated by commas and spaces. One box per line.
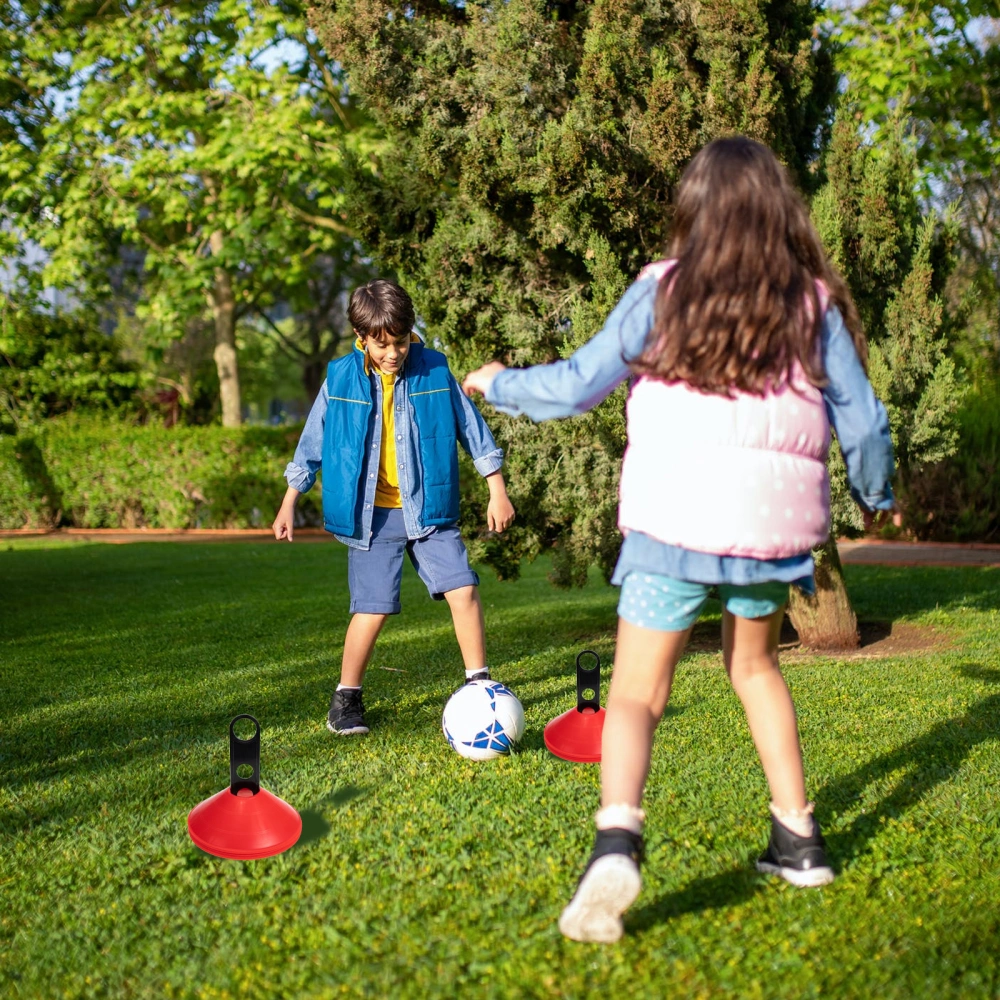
634, 136, 866, 394
348, 279, 415, 340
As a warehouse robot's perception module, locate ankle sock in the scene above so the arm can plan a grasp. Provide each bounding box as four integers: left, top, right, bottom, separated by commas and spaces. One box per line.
336, 684, 362, 693
770, 801, 815, 838
465, 667, 489, 679
595, 803, 646, 836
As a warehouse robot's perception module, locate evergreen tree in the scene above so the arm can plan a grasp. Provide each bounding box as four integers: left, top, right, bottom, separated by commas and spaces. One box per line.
309, 0, 835, 584
787, 115, 964, 647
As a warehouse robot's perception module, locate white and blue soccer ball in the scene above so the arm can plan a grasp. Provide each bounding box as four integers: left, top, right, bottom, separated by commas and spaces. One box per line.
442, 680, 525, 760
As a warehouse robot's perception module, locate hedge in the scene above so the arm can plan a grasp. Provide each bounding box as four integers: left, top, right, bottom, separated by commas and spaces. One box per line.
0, 417, 322, 530
905, 384, 1000, 542
3, 404, 999, 544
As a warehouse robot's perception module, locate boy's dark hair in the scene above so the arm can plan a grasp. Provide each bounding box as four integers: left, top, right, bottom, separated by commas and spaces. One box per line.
348, 279, 415, 341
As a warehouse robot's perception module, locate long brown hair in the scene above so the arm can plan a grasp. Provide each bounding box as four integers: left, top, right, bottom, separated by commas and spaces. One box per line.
634, 136, 866, 394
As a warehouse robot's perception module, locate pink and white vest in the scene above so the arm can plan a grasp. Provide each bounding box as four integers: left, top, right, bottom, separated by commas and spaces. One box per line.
618, 260, 831, 560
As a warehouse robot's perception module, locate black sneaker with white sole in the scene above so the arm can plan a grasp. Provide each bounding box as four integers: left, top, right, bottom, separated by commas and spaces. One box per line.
558, 828, 644, 943
326, 688, 369, 736
756, 813, 835, 887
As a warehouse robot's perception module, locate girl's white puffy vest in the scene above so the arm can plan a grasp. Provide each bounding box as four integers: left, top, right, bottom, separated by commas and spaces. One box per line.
618, 260, 831, 560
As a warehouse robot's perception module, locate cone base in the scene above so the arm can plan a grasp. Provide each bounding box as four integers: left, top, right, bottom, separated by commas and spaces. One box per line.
188, 785, 302, 860
544, 706, 605, 763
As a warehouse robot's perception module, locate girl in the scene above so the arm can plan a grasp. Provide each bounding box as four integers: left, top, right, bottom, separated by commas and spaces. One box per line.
463, 136, 895, 943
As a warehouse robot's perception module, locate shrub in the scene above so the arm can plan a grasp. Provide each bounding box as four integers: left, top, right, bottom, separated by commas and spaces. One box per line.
905, 384, 1000, 541
0, 416, 322, 530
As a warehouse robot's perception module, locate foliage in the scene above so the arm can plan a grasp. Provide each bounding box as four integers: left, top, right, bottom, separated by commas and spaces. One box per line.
829, 0, 1000, 363
307, 0, 837, 584
0, 297, 143, 434
904, 382, 1000, 541
0, 415, 321, 529
812, 115, 966, 534
2, 541, 1000, 997
0, 0, 377, 425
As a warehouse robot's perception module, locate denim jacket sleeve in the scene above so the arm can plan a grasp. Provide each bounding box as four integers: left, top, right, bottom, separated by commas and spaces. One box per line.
449, 371, 505, 476
821, 306, 896, 511
284, 382, 328, 493
485, 276, 657, 421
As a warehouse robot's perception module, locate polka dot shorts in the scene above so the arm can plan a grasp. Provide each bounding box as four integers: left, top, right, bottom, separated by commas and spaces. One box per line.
618, 572, 790, 632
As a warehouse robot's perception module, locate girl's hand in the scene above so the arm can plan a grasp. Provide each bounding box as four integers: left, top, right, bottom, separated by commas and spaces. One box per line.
862, 505, 902, 532
463, 361, 507, 398
487, 494, 515, 533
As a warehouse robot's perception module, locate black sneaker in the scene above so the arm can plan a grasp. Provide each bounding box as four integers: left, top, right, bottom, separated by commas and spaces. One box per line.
756, 813, 835, 887
465, 669, 491, 684
326, 688, 369, 736
558, 828, 644, 943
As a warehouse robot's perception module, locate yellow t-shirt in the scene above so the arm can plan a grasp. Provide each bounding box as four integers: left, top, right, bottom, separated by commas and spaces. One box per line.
374, 369, 402, 508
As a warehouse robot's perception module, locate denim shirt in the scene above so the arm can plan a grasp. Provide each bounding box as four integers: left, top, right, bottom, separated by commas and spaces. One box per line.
286, 343, 504, 549
487, 274, 895, 589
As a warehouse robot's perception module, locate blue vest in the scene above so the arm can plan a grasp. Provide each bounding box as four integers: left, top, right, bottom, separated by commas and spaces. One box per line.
320, 341, 460, 536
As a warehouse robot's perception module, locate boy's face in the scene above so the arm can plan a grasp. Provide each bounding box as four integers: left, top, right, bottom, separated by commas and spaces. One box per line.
360, 330, 411, 375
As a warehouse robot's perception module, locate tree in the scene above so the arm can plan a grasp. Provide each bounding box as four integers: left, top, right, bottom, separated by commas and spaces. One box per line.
0, 1, 374, 426
830, 0, 1000, 364
309, 0, 836, 584
786, 114, 965, 647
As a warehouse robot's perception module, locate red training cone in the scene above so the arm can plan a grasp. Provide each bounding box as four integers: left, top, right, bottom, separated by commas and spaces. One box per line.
543, 650, 606, 763
188, 715, 301, 860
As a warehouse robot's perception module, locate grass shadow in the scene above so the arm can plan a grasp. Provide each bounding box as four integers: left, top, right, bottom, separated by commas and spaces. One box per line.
627, 866, 765, 932
818, 666, 1000, 866
293, 785, 366, 850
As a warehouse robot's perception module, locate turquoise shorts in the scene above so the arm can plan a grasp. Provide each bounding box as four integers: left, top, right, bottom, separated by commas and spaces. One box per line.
618, 571, 789, 633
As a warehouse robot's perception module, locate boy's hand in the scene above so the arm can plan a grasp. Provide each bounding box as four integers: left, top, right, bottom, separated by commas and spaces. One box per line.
463, 361, 507, 398
273, 486, 301, 541
273, 507, 295, 541
487, 494, 515, 533
485, 472, 515, 533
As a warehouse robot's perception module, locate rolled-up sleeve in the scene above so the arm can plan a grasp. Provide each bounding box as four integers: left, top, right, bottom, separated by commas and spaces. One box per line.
821, 307, 896, 510
486, 277, 657, 421
449, 374, 504, 476
284, 384, 328, 493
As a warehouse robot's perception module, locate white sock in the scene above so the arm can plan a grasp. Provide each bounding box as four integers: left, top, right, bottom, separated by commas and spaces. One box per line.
336, 684, 361, 692
595, 804, 646, 835
770, 801, 815, 837
465, 667, 489, 679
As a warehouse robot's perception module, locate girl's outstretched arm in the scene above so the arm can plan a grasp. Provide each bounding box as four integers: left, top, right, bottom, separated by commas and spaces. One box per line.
463, 277, 657, 421
821, 306, 896, 511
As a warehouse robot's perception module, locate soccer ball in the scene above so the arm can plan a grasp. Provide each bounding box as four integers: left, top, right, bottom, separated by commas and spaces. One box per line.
442, 680, 525, 760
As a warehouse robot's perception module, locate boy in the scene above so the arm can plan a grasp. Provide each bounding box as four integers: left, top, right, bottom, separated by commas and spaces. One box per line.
273, 279, 515, 736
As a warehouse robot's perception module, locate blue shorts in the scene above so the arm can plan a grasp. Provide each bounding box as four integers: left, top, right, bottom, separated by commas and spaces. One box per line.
618, 571, 789, 633
347, 507, 479, 614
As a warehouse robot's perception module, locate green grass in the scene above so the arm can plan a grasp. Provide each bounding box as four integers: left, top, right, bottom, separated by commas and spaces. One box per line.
2, 538, 999, 999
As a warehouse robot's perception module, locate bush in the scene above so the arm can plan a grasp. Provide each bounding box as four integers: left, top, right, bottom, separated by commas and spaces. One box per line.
0, 302, 144, 434
905, 384, 1000, 541
0, 416, 322, 530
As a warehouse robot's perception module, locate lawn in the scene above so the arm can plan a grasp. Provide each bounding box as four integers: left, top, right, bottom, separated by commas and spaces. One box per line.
1, 537, 998, 999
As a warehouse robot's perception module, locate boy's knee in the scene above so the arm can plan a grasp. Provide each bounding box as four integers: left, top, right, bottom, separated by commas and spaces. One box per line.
444, 584, 479, 609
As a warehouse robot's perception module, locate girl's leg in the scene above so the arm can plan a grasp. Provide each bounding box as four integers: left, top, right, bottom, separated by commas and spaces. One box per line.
559, 616, 690, 944
722, 608, 809, 823
443, 585, 487, 673
340, 613, 389, 687
601, 617, 691, 809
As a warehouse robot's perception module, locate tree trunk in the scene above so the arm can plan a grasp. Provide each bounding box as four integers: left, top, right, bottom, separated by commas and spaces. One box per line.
303, 358, 324, 404
208, 231, 241, 427
786, 537, 860, 650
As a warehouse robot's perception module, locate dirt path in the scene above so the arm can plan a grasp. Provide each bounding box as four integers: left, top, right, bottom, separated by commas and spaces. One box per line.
2, 528, 999, 567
